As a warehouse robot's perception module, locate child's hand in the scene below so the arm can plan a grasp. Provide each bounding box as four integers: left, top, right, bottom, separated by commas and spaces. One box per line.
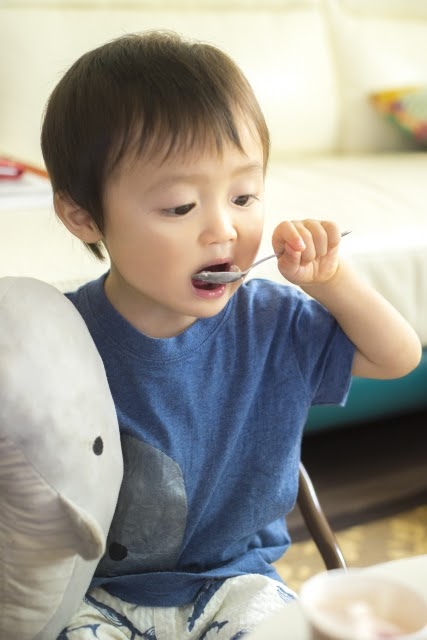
272, 219, 343, 287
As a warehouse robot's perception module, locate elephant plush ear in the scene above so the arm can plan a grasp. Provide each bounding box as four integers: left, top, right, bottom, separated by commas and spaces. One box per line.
59, 494, 106, 561
0, 276, 123, 640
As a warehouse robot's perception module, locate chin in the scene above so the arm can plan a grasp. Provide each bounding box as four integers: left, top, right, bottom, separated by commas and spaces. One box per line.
192, 288, 237, 318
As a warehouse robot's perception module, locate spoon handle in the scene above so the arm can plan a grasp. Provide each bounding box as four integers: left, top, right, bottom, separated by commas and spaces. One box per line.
249, 252, 280, 270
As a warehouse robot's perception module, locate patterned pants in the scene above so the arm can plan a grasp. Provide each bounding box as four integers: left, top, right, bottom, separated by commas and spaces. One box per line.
58, 574, 296, 640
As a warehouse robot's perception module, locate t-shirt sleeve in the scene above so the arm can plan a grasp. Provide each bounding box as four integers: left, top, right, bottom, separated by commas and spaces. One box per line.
241, 280, 356, 409
290, 292, 355, 407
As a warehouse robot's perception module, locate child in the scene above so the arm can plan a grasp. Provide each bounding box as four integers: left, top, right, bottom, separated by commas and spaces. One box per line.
41, 31, 421, 639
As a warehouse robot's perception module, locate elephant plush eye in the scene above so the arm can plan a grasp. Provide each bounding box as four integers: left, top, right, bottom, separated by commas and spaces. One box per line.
93, 436, 104, 455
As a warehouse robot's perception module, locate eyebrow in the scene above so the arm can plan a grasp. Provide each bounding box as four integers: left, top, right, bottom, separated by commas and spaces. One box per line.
233, 161, 264, 178
147, 161, 264, 192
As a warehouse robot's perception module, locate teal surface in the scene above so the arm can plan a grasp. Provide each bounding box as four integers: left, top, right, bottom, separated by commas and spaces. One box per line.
305, 348, 427, 433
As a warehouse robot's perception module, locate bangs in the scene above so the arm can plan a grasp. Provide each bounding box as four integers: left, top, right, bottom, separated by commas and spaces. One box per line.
108, 95, 251, 175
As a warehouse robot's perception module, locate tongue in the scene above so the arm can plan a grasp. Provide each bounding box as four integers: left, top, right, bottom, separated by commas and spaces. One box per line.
192, 279, 219, 290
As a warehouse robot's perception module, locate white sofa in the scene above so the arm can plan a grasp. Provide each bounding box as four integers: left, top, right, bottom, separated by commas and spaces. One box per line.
1, 0, 426, 430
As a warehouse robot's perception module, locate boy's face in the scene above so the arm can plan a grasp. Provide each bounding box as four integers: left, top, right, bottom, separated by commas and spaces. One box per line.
102, 124, 265, 338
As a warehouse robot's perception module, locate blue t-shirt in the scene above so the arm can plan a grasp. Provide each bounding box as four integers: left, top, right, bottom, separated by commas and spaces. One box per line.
66, 276, 355, 607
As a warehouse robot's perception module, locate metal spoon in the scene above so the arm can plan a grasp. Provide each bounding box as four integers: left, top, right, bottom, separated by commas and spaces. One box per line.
192, 230, 352, 284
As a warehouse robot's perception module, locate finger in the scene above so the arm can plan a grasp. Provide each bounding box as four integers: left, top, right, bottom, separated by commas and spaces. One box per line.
306, 220, 330, 258
272, 221, 306, 256
297, 220, 342, 262
292, 221, 324, 264
320, 220, 342, 250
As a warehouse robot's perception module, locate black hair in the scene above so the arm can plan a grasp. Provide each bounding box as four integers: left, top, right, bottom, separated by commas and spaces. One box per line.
41, 30, 270, 259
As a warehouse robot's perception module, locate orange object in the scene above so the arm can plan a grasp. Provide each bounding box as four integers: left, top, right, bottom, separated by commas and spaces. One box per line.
0, 157, 25, 180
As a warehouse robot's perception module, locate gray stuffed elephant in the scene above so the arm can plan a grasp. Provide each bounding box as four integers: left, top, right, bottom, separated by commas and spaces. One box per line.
0, 277, 123, 639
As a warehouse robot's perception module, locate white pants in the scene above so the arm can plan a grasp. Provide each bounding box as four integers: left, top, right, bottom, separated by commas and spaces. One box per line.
58, 574, 296, 639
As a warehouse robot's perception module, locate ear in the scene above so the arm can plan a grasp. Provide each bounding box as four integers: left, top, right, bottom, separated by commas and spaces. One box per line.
59, 494, 106, 560
54, 192, 103, 244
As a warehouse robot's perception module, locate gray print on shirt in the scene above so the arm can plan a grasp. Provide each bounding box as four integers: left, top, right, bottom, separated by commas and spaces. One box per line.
96, 434, 187, 576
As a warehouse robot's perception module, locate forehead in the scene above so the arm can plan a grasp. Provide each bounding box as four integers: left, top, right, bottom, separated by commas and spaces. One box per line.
112, 116, 266, 183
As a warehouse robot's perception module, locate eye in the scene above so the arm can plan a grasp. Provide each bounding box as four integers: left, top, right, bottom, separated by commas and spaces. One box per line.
93, 436, 104, 455
163, 203, 195, 216
232, 194, 258, 207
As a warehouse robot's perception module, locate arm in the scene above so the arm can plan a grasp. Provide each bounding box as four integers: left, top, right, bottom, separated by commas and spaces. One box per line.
272, 219, 422, 380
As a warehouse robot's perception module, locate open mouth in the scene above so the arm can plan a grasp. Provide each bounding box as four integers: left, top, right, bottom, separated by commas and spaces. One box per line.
191, 262, 231, 290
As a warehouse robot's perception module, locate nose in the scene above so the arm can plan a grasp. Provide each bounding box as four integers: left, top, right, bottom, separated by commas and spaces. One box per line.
199, 205, 238, 246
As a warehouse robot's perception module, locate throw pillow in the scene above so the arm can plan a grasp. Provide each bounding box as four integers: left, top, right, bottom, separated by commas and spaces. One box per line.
370, 86, 427, 144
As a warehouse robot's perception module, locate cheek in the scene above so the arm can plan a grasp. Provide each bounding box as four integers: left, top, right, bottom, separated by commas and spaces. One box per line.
104, 219, 191, 272
242, 210, 264, 244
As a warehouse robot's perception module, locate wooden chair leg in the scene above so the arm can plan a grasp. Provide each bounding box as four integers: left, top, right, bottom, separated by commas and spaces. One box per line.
297, 462, 347, 570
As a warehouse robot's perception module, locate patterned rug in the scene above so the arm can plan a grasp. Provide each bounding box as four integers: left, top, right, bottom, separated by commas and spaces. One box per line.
276, 410, 427, 592
275, 505, 427, 592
